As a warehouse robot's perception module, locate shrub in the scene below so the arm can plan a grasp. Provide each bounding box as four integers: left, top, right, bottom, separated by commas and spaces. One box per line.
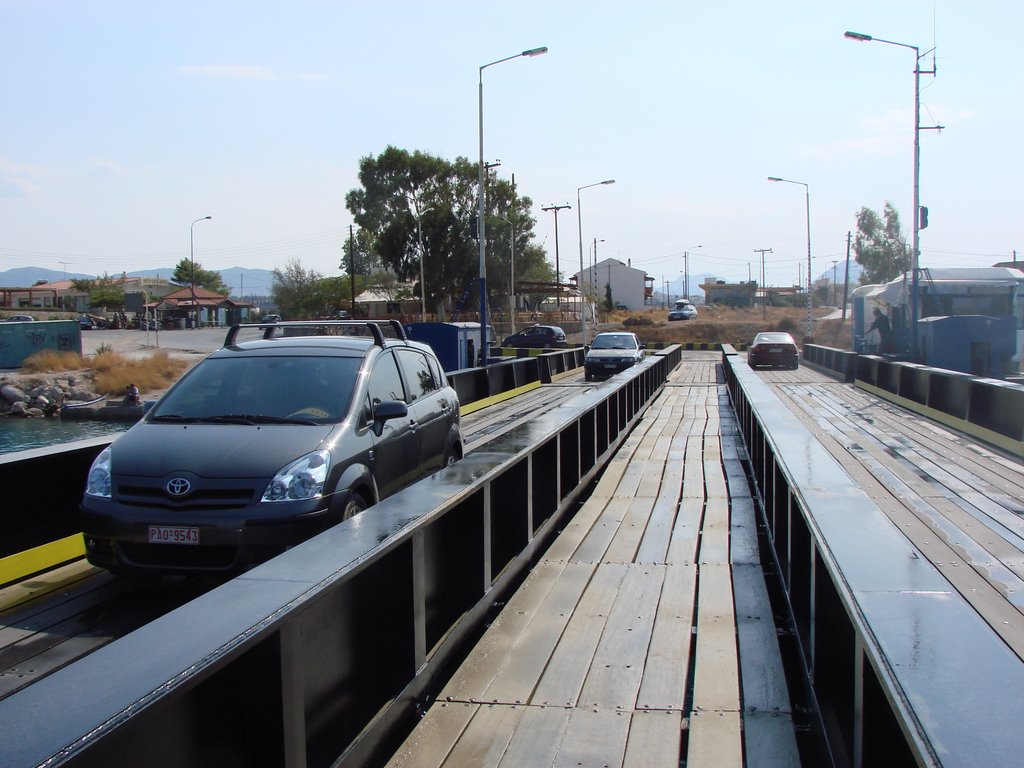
21, 350, 88, 372
91, 350, 188, 396
623, 315, 654, 327
23, 348, 189, 396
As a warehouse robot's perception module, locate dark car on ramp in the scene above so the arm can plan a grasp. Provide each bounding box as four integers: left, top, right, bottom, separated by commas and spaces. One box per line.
747, 331, 800, 370
80, 320, 463, 575
501, 324, 568, 349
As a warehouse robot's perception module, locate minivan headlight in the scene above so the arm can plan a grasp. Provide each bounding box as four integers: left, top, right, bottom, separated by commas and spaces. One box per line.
85, 447, 112, 498
261, 449, 331, 502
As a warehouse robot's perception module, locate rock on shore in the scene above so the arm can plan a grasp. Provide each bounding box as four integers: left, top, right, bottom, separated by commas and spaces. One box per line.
0, 374, 103, 419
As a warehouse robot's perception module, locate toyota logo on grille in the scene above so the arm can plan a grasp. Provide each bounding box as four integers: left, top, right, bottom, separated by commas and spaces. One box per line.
166, 478, 192, 497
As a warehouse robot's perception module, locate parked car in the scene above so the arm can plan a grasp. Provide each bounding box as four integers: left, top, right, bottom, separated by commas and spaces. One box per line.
6, 314, 35, 322
584, 331, 645, 381
747, 331, 800, 370
668, 302, 697, 321
80, 320, 464, 575
501, 325, 568, 349
259, 313, 282, 326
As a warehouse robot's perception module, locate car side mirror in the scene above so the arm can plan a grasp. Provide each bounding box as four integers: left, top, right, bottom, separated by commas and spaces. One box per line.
639, 343, 647, 350
372, 399, 408, 436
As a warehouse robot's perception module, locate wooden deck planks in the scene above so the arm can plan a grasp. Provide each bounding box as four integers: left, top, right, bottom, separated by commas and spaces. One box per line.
622, 710, 684, 767
529, 562, 629, 708
388, 354, 792, 767
635, 562, 697, 711
769, 377, 1024, 660
578, 564, 666, 710
691, 563, 741, 713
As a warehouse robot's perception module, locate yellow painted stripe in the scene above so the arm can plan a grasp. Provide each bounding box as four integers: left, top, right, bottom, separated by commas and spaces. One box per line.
0, 559, 101, 613
459, 380, 544, 416
856, 380, 1024, 458
0, 533, 86, 587
549, 367, 580, 383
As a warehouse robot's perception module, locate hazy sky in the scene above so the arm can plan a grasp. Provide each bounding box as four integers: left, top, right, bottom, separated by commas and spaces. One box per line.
1, 0, 1020, 297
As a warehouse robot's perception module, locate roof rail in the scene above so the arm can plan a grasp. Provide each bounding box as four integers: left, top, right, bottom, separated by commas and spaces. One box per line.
224, 320, 404, 348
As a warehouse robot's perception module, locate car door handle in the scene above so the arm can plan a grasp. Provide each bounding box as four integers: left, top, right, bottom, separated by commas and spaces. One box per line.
408, 419, 418, 432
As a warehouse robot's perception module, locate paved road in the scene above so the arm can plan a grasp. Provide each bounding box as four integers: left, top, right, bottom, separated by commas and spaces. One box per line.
80, 327, 232, 361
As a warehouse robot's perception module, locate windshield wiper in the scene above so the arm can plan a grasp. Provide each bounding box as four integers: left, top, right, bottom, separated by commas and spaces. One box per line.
150, 413, 320, 426
148, 414, 200, 423
199, 414, 320, 426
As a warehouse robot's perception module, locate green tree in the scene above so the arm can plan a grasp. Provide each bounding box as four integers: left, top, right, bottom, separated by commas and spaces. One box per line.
271, 260, 324, 319
171, 258, 229, 295
854, 202, 911, 284
340, 226, 379, 277
313, 274, 358, 316
89, 273, 125, 311
345, 146, 551, 319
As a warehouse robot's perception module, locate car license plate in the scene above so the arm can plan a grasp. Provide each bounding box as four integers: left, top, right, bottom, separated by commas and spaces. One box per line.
148, 525, 199, 545
769, 347, 782, 352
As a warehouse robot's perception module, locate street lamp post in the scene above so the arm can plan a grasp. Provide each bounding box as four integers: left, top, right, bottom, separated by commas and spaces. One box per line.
576, 179, 615, 345
414, 207, 433, 323
767, 177, 813, 339
683, 244, 701, 305
845, 30, 939, 362
190, 216, 212, 330
478, 46, 547, 366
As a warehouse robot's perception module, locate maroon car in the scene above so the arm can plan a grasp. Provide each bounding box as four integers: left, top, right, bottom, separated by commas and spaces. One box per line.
747, 331, 800, 370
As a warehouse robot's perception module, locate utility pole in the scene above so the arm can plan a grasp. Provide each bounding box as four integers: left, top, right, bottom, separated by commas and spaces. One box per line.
842, 231, 852, 321
832, 260, 839, 306
542, 204, 571, 315
754, 248, 772, 320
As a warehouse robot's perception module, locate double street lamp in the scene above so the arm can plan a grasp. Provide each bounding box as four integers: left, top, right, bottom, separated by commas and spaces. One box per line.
845, 30, 939, 362
190, 215, 212, 330
478, 46, 547, 365
576, 179, 615, 345
767, 177, 813, 339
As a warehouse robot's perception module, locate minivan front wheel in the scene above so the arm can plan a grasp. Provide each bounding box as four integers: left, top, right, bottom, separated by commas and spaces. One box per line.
342, 492, 368, 520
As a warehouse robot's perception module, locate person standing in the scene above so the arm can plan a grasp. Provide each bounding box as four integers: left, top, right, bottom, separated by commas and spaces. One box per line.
868, 307, 894, 353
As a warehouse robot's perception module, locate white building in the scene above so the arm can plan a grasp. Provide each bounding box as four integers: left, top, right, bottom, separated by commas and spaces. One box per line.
575, 258, 650, 311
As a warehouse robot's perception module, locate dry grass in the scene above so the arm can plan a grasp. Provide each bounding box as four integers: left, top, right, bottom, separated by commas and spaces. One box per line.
22, 349, 189, 396
619, 306, 853, 349
20, 350, 88, 373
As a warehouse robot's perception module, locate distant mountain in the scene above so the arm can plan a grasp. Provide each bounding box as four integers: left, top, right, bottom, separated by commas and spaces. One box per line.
0, 267, 92, 286
0, 266, 276, 298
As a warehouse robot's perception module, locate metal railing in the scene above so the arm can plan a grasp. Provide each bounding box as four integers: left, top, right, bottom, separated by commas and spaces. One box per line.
723, 347, 1024, 767
0, 351, 679, 767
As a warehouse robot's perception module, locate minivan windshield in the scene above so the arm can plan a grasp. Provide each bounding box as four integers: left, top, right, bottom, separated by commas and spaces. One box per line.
150, 355, 362, 423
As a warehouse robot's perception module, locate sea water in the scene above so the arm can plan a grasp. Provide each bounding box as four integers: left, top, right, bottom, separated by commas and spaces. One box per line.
0, 418, 131, 454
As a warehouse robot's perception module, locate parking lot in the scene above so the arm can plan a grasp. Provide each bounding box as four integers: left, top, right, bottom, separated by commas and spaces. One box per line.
80, 326, 231, 361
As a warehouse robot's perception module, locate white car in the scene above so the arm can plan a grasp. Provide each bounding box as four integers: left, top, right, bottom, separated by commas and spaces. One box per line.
584, 332, 645, 381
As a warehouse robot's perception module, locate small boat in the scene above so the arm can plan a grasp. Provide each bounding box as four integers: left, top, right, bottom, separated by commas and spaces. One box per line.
61, 394, 108, 410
